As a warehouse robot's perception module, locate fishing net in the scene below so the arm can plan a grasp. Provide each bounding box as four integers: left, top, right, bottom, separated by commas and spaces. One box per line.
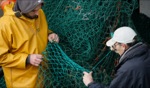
36, 0, 138, 88
0, 0, 139, 88
0, 76, 6, 88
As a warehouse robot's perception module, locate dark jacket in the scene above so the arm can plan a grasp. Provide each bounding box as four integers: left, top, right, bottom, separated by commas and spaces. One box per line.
89, 42, 150, 88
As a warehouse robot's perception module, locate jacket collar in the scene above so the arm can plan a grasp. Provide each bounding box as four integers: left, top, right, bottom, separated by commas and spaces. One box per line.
114, 42, 149, 73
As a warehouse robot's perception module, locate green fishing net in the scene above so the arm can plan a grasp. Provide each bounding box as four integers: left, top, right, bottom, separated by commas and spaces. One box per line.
36, 0, 138, 87
0, 0, 139, 88
0, 76, 6, 88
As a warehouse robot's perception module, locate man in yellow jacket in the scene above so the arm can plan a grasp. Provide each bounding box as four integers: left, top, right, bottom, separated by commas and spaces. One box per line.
0, 0, 59, 87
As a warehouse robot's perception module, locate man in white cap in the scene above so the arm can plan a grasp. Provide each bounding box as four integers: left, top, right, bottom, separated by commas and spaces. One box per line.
0, 0, 59, 87
82, 26, 150, 88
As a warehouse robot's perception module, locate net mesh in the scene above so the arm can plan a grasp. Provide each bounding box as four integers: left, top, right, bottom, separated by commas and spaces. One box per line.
0, 0, 139, 88
36, 0, 138, 87
0, 76, 6, 88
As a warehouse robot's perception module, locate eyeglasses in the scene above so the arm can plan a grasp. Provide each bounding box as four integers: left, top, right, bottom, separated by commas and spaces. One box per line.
111, 42, 121, 51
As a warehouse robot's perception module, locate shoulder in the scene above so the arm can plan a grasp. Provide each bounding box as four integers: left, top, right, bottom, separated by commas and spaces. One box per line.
0, 15, 15, 26
38, 9, 47, 22
38, 9, 45, 16
0, 15, 16, 33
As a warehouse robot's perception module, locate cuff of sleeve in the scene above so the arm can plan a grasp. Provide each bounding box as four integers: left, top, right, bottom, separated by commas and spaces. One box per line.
87, 81, 96, 87
18, 54, 28, 69
26, 55, 30, 65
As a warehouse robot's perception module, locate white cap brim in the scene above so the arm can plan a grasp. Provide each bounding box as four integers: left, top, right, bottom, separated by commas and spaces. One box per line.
106, 39, 116, 46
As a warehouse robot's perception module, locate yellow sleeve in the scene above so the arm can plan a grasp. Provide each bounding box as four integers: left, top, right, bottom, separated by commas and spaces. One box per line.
0, 24, 28, 69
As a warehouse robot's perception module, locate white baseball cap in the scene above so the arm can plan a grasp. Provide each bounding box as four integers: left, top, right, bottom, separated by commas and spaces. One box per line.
106, 26, 137, 46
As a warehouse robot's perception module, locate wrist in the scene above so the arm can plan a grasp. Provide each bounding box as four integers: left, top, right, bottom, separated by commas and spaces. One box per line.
87, 81, 95, 87
26, 55, 30, 64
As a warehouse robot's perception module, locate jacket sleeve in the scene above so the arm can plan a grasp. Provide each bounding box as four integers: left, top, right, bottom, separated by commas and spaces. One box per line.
0, 26, 28, 69
88, 82, 105, 88
88, 71, 128, 88
109, 69, 138, 88
108, 70, 127, 88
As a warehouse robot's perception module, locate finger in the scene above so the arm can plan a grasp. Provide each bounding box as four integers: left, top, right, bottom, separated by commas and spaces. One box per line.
54, 38, 59, 43
36, 54, 43, 59
50, 34, 55, 39
34, 63, 39, 66
35, 58, 42, 63
83, 71, 89, 75
53, 35, 57, 40
89, 71, 93, 75
48, 35, 54, 42
34, 60, 42, 66
55, 36, 59, 43
54, 34, 57, 38
48, 35, 52, 41
52, 34, 57, 42
49, 39, 53, 43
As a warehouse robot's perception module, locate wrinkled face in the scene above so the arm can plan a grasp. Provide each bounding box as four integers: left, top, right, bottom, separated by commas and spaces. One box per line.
111, 42, 126, 56
23, 4, 42, 19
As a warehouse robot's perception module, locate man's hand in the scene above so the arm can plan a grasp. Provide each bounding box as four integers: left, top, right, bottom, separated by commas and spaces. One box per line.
29, 54, 43, 66
83, 71, 94, 86
48, 33, 59, 43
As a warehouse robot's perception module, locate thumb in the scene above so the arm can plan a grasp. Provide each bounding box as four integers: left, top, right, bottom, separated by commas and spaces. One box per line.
89, 71, 93, 75
83, 71, 89, 75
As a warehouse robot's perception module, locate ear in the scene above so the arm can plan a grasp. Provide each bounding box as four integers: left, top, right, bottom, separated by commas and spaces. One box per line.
122, 44, 126, 47
122, 44, 128, 50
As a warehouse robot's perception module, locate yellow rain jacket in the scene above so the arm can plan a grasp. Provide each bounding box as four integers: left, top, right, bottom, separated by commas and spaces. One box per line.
0, 2, 52, 88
